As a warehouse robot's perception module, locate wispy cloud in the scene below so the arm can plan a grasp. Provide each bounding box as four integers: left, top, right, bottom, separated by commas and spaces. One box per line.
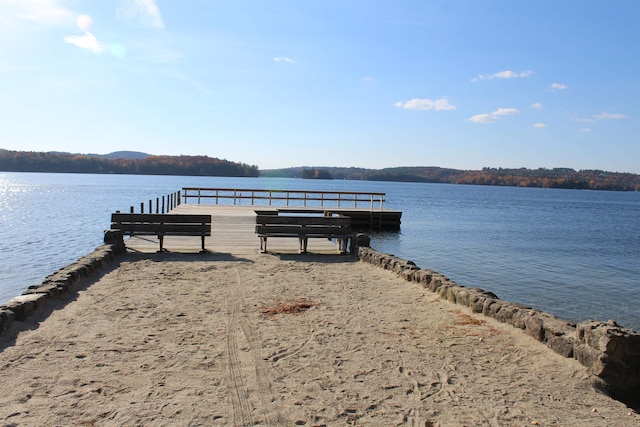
362, 76, 376, 82
2, 0, 74, 25
64, 32, 103, 53
472, 70, 534, 82
573, 111, 630, 123
117, 0, 165, 29
533, 123, 547, 128
469, 113, 498, 124
594, 112, 629, 120
469, 107, 519, 123
581, 128, 592, 132
492, 108, 518, 116
395, 97, 456, 111
273, 57, 294, 63
548, 83, 568, 91
532, 102, 543, 110
159, 69, 212, 95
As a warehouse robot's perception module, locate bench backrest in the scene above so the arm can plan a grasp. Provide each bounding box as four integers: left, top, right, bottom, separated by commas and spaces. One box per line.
255, 214, 351, 227
111, 213, 211, 235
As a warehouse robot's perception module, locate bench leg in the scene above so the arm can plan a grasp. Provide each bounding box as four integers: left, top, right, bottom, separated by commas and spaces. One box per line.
338, 238, 347, 254
200, 236, 207, 253
299, 237, 308, 254
158, 235, 164, 252
260, 236, 268, 253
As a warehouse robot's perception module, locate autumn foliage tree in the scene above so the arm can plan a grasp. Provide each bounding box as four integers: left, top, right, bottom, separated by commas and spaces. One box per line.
0, 149, 259, 177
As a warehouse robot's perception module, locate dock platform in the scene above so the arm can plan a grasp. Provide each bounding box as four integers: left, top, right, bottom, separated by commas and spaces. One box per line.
124, 205, 356, 254
124, 187, 402, 254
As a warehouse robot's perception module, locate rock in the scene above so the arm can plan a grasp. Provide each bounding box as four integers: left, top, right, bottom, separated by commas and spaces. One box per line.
354, 233, 370, 248
0, 308, 15, 335
576, 321, 640, 394
4, 294, 48, 321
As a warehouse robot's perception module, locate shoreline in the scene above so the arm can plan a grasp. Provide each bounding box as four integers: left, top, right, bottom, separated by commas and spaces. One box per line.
1, 240, 639, 418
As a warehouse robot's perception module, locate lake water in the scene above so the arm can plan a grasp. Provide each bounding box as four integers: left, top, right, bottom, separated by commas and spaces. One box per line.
1, 172, 639, 332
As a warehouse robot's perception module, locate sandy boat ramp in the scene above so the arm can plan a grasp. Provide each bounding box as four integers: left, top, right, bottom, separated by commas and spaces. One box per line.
1, 251, 638, 426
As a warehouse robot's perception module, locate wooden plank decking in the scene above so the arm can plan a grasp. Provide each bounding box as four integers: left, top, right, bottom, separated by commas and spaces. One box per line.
123, 205, 349, 255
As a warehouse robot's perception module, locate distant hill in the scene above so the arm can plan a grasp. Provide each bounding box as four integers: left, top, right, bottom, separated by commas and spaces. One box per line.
100, 151, 151, 160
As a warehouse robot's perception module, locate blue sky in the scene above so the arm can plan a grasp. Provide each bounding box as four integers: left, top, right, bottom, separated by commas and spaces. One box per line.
0, 1, 638, 172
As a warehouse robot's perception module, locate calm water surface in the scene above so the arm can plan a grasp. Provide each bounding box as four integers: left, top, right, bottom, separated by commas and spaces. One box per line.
1, 172, 638, 331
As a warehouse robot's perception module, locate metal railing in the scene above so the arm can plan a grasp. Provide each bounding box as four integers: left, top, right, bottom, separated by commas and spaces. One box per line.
181, 188, 385, 210
127, 190, 181, 214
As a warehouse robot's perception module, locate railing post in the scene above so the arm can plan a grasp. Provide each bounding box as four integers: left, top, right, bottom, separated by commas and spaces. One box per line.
140, 202, 144, 213
130, 206, 134, 213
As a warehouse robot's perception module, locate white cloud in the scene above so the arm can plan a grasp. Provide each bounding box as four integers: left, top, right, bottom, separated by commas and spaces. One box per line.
469, 107, 518, 124
394, 97, 456, 111
581, 128, 592, 132
533, 123, 547, 128
117, 0, 164, 29
548, 83, 568, 91
273, 57, 294, 63
472, 70, 534, 82
532, 102, 543, 110
362, 76, 376, 82
594, 112, 629, 120
64, 32, 103, 53
1, 0, 74, 25
469, 114, 499, 124
492, 107, 519, 116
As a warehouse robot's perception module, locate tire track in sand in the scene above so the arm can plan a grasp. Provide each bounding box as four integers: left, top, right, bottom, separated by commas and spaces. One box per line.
225, 266, 254, 426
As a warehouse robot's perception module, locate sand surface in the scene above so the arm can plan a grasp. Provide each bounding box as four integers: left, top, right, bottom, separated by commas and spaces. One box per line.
1, 252, 638, 426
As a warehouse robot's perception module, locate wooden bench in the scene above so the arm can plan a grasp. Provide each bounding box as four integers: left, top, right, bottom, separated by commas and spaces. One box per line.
255, 214, 353, 254
110, 213, 211, 252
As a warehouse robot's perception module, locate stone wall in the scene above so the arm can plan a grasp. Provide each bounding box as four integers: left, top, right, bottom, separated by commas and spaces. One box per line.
357, 246, 640, 401
0, 242, 125, 338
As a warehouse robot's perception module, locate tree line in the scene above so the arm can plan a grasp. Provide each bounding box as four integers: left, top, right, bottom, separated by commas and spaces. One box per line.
263, 166, 640, 191
0, 149, 259, 177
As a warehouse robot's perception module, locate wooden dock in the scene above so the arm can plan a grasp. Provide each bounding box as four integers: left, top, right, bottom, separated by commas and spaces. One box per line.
124, 187, 402, 254
124, 205, 353, 255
